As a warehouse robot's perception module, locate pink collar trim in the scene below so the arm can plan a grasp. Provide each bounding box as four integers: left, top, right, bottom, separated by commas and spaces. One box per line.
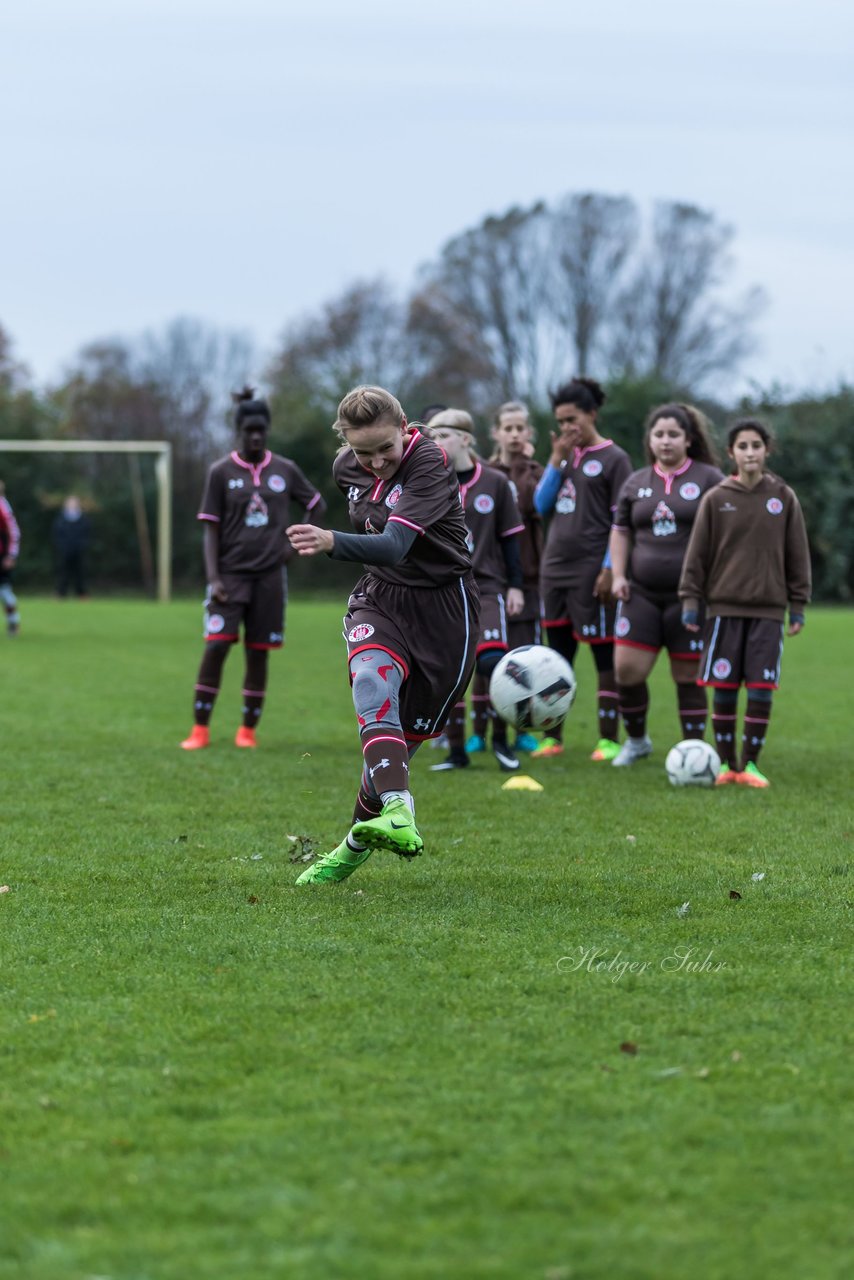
231, 450, 272, 486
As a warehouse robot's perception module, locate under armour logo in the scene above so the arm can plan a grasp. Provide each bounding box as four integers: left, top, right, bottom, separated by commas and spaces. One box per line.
348, 485, 361, 501
638, 486, 653, 498
228, 478, 244, 489
368, 757, 391, 778
413, 717, 431, 731
763, 669, 776, 681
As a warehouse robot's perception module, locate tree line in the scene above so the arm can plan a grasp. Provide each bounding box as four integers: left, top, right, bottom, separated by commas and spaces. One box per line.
0, 193, 851, 602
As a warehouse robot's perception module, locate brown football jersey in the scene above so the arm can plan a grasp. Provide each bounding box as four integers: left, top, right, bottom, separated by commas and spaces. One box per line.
540, 439, 632, 585
199, 450, 324, 575
613, 460, 724, 594
332, 430, 471, 587
458, 459, 524, 594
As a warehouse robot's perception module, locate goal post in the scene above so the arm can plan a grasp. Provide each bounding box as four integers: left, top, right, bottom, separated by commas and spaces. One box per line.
0, 440, 173, 601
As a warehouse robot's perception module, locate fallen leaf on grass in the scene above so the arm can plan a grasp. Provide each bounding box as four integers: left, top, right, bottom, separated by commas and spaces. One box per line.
751, 872, 766, 881
696, 1067, 710, 1079
625, 835, 637, 843
655, 1067, 683, 1078
731, 1051, 742, 1062
247, 895, 259, 905
676, 901, 691, 918
286, 834, 316, 863
620, 1041, 638, 1055
729, 889, 743, 900
0, 886, 10, 894
28, 1010, 57, 1024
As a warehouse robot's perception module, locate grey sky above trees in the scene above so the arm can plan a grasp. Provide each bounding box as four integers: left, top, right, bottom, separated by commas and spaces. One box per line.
1, 0, 851, 396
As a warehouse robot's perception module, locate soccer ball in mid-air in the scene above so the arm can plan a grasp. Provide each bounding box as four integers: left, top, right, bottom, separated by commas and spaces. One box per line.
665, 739, 721, 787
489, 645, 577, 732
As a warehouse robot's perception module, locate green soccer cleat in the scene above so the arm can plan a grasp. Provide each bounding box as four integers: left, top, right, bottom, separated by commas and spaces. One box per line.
737, 762, 771, 789
351, 797, 424, 858
531, 736, 564, 759
295, 838, 372, 884
590, 738, 621, 762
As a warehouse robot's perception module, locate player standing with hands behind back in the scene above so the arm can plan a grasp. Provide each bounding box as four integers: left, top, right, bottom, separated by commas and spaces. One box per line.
180, 388, 326, 751
426, 409, 525, 772
679, 418, 811, 787
534, 378, 632, 761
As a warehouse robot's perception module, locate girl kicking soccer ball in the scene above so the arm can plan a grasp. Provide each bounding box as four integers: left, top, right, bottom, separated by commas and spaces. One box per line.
679, 418, 811, 787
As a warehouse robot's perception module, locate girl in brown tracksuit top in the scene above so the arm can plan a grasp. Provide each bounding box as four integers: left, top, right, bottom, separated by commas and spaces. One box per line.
679, 418, 811, 787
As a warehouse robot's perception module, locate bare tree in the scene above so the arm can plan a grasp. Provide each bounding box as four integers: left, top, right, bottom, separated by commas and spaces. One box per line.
268, 279, 412, 416
550, 193, 639, 375
135, 317, 256, 455
611, 202, 765, 387
410, 203, 553, 406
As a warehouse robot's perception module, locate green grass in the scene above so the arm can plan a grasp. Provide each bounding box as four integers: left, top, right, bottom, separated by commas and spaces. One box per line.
1, 598, 851, 1280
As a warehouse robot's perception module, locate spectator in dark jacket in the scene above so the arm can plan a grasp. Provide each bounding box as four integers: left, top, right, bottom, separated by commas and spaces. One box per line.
53, 495, 91, 597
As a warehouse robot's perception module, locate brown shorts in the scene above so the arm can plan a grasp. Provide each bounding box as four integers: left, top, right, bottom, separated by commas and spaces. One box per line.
615, 588, 703, 662
508, 610, 540, 650
344, 572, 479, 741
476, 592, 510, 655
698, 616, 785, 689
541, 579, 616, 645
204, 568, 286, 649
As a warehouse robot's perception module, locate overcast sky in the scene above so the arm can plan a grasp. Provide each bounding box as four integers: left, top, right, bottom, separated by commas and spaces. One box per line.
2, 0, 852, 400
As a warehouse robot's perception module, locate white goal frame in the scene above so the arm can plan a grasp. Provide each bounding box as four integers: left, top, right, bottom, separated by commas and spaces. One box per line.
0, 439, 173, 601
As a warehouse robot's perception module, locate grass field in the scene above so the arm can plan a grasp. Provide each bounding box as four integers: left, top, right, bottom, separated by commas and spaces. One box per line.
1, 597, 851, 1280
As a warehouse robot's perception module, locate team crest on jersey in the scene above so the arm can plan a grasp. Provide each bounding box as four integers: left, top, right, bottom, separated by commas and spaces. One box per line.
615, 615, 631, 637
348, 623, 375, 642
680, 482, 700, 501
244, 491, 269, 528
474, 494, 494, 514
268, 474, 286, 493
712, 658, 732, 679
206, 613, 225, 634
385, 483, 403, 509
582, 459, 603, 477
766, 497, 783, 515
556, 479, 576, 515
652, 500, 677, 537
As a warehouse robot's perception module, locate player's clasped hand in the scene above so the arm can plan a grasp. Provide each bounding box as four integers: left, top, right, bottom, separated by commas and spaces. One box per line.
593, 566, 615, 604
287, 523, 334, 556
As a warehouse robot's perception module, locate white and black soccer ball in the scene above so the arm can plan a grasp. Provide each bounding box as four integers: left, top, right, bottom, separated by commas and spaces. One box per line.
665, 739, 721, 787
489, 645, 577, 732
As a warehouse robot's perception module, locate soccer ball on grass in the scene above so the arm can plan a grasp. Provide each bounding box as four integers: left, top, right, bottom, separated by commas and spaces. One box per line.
489, 645, 576, 732
664, 739, 721, 787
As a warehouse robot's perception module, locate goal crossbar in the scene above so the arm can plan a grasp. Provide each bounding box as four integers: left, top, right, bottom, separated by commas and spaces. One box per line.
0, 440, 173, 601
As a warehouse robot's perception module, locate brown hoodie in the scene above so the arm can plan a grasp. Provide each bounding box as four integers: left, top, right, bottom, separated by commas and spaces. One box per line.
679, 472, 811, 621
